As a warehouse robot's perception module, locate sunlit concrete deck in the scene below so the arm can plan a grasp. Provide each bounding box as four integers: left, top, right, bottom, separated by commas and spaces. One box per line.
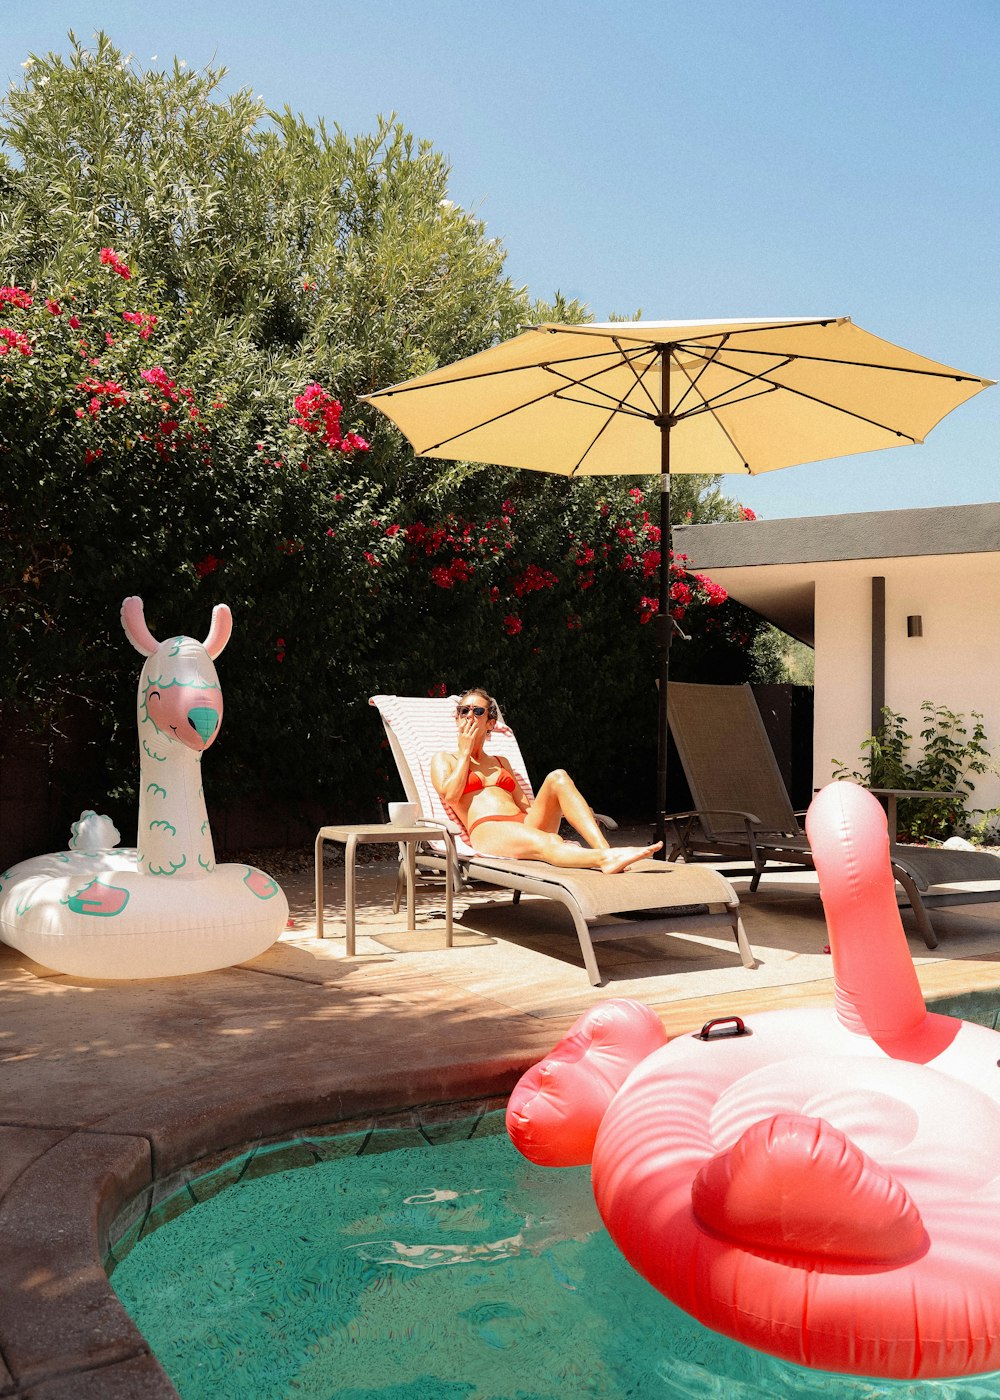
2, 846, 1000, 1397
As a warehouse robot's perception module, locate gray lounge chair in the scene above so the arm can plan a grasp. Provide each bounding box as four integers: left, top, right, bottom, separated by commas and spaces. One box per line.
666, 681, 1000, 950
370, 693, 754, 985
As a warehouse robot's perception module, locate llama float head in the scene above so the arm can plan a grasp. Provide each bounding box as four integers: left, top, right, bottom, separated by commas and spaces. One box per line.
122, 596, 233, 878
122, 596, 231, 753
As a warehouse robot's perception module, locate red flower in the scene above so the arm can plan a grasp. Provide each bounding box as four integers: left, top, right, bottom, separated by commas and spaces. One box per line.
503, 614, 523, 636
0, 287, 32, 309
637, 596, 659, 624
363, 551, 381, 567
427, 682, 448, 697
99, 247, 131, 279
512, 563, 558, 597
123, 311, 158, 340
629, 487, 644, 500
385, 523, 400, 537
574, 546, 595, 566
68, 315, 80, 329
195, 555, 220, 578
45, 299, 62, 315
739, 505, 757, 521
0, 327, 33, 357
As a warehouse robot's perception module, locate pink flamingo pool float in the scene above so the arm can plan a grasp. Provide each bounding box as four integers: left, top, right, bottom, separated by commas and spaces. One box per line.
508, 781, 1000, 1380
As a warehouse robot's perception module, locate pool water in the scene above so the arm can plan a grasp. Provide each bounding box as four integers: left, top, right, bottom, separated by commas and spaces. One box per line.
111, 1111, 1000, 1400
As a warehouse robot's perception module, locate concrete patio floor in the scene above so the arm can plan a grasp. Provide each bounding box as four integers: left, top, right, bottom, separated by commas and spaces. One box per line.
3, 848, 1000, 1398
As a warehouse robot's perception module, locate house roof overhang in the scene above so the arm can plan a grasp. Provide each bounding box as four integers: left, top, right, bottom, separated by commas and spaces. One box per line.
674, 501, 1000, 647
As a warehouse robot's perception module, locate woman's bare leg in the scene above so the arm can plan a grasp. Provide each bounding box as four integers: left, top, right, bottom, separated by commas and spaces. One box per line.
471, 819, 660, 873
524, 769, 609, 849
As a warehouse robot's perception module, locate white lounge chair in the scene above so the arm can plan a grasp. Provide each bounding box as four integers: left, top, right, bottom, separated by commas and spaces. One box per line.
370, 694, 754, 985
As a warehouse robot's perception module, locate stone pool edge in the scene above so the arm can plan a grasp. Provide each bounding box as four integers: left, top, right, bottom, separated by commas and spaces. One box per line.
0, 1054, 530, 1399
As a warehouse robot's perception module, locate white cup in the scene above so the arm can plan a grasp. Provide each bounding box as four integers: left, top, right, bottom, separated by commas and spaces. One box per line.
388, 802, 419, 825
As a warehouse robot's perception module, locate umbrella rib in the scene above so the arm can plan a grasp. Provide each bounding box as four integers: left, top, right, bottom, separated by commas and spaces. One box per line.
411, 350, 657, 454
670, 337, 730, 416
567, 402, 623, 477
678, 381, 781, 418
680, 345, 920, 442
671, 357, 754, 471
612, 336, 662, 415
366, 342, 656, 400
678, 341, 985, 383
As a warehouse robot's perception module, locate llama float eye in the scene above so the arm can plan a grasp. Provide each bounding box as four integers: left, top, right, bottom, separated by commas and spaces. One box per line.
148, 690, 161, 701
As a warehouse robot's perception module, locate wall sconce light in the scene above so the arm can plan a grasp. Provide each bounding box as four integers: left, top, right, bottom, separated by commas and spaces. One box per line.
907, 615, 923, 638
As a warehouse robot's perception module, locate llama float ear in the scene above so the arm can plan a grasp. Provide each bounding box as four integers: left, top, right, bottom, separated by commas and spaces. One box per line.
121, 597, 160, 657
203, 604, 233, 660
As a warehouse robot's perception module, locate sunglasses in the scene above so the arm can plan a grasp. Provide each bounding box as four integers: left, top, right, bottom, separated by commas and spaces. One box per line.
458, 705, 487, 717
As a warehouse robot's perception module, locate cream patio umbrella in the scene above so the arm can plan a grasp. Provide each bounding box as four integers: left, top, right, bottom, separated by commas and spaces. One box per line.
363, 316, 993, 850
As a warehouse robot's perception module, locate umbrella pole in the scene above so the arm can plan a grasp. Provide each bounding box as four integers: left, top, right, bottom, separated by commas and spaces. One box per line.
654, 350, 673, 858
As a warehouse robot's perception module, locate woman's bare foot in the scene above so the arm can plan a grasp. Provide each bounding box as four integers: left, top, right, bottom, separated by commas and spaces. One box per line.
598, 842, 662, 874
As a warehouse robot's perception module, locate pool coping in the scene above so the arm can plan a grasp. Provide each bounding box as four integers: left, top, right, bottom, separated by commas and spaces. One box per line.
0, 1055, 530, 1399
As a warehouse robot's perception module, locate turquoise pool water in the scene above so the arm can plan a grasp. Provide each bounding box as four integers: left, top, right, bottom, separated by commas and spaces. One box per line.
112, 1111, 1000, 1400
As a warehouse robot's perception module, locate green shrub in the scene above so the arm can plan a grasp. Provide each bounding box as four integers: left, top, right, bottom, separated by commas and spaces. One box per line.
834, 703, 993, 843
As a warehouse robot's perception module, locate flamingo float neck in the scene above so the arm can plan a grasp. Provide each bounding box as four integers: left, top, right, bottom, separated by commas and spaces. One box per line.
806, 781, 926, 1042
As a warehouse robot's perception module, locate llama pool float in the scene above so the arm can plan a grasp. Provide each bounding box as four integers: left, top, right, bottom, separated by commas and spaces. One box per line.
0, 597, 288, 979
508, 781, 1000, 1380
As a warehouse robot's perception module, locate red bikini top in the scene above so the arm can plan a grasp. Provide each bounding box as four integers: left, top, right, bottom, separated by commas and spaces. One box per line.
462, 766, 517, 797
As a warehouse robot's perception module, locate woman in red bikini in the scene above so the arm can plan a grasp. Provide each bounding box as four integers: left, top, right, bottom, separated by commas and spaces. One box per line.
431, 688, 661, 875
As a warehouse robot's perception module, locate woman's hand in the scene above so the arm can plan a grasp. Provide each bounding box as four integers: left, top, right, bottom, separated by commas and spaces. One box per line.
456, 711, 479, 759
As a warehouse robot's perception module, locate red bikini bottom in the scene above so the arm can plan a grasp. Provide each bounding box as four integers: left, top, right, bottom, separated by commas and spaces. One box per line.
468, 812, 527, 836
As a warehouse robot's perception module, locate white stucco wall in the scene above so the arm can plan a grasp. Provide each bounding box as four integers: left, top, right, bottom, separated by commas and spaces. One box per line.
812, 555, 1000, 820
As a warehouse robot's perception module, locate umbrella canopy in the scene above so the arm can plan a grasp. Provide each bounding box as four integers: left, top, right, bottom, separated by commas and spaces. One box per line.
363, 317, 993, 846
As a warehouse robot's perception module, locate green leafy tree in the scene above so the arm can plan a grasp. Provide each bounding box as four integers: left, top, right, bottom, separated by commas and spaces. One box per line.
1, 34, 779, 844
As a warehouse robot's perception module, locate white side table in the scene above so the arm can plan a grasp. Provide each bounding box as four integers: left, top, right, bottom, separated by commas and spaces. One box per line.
314, 822, 454, 955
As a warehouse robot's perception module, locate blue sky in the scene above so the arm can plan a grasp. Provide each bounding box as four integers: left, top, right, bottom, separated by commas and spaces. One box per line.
4, 1, 998, 518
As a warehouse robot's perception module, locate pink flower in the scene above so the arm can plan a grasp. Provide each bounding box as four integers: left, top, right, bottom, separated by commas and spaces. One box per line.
45, 299, 62, 315
290, 384, 368, 454
503, 614, 523, 636
99, 247, 131, 279
68, 315, 81, 330
141, 366, 179, 402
